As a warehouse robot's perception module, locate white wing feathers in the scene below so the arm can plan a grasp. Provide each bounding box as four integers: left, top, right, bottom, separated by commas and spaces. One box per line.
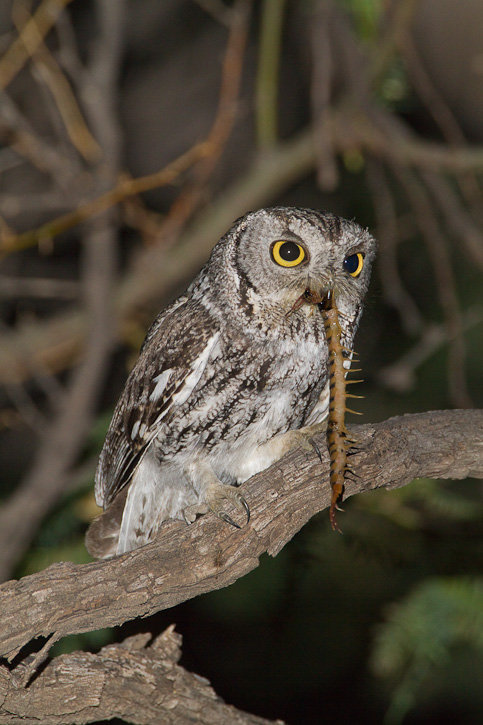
95, 325, 220, 509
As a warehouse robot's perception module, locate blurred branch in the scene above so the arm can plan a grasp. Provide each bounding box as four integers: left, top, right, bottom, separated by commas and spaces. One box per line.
156, 0, 252, 243
396, 18, 480, 205
3, 91, 483, 256
0, 128, 315, 385
378, 309, 483, 393
194, 0, 233, 27
0, 91, 79, 184
391, 165, 472, 408
0, 275, 79, 299
310, 0, 338, 190
0, 143, 209, 256
366, 159, 423, 335
0, 410, 481, 657
11, 1, 101, 163
330, 107, 483, 173
0, 218, 117, 581
369, 0, 419, 86
1, 0, 252, 256
422, 172, 483, 272
0, 0, 74, 90
256, 0, 286, 149
2, 106, 483, 384
0, 0, 125, 582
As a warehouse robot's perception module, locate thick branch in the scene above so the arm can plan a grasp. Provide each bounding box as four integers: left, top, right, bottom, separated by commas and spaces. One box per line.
0, 627, 275, 725
0, 410, 481, 664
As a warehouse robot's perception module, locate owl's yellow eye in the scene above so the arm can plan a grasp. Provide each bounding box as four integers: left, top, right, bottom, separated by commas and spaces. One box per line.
271, 240, 306, 268
343, 252, 364, 277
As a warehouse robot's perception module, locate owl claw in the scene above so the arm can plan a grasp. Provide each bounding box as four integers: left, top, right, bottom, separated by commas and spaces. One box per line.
217, 491, 250, 527
307, 437, 323, 463
238, 493, 251, 524
219, 512, 241, 529
205, 482, 250, 529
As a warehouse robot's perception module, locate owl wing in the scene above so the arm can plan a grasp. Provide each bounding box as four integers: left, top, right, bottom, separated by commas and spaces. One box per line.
95, 298, 220, 508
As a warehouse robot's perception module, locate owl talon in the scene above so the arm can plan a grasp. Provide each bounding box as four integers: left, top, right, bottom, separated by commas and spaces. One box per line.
308, 437, 323, 463
205, 482, 250, 529
239, 494, 251, 524
219, 512, 241, 529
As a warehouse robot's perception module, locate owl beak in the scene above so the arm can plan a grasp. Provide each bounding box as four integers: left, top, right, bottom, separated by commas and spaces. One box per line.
286, 285, 330, 317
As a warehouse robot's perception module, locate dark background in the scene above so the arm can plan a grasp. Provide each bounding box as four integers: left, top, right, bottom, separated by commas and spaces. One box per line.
0, 1, 482, 723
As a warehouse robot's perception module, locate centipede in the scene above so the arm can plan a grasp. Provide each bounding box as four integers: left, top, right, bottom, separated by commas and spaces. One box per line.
288, 287, 362, 532
320, 289, 363, 531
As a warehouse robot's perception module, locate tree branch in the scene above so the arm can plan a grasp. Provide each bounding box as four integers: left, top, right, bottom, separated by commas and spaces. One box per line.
0, 410, 481, 664
0, 0, 125, 582
0, 409, 481, 723
0, 628, 276, 725
2, 111, 483, 386
0, 0, 75, 91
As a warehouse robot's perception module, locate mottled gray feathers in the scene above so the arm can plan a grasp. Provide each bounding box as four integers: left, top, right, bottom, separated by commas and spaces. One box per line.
87, 206, 376, 558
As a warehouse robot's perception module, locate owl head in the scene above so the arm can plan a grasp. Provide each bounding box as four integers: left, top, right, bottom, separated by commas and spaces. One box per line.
199, 207, 376, 334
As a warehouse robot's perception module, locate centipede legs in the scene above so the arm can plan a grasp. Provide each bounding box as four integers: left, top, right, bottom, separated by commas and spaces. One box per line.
320, 290, 355, 531
288, 287, 362, 531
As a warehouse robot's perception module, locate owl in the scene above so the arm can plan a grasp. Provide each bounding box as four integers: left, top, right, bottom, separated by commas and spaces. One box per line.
86, 207, 376, 558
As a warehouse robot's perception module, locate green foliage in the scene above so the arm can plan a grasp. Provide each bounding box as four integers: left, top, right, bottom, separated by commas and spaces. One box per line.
339, 0, 383, 43
370, 577, 483, 724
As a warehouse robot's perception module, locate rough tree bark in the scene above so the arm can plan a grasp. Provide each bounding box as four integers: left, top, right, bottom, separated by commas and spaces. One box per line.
0, 409, 481, 724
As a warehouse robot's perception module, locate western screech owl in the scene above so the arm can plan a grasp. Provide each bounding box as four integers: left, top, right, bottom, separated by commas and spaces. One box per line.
86, 207, 376, 558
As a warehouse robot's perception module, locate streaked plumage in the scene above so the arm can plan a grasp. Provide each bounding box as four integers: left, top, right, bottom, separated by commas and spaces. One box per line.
86, 207, 376, 558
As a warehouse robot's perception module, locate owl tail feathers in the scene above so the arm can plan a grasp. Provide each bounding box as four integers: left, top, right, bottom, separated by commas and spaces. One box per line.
85, 487, 127, 559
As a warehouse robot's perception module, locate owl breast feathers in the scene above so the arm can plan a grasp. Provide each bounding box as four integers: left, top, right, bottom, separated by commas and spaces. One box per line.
86, 207, 376, 558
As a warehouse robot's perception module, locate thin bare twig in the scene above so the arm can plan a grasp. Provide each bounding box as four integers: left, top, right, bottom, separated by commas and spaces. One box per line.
256, 0, 286, 149
310, 0, 338, 190
157, 0, 253, 243
366, 159, 423, 335
0, 142, 208, 256
0, 0, 74, 90
1, 0, 252, 256
11, 0, 101, 162
421, 172, 483, 272
398, 27, 480, 204
2, 379, 47, 432
0, 0, 125, 582
0, 90, 79, 185
391, 165, 472, 408
378, 309, 483, 393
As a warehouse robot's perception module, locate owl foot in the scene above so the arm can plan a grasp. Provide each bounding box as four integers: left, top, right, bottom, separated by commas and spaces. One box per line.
280, 422, 327, 459
206, 482, 251, 529
182, 482, 250, 528
183, 460, 250, 527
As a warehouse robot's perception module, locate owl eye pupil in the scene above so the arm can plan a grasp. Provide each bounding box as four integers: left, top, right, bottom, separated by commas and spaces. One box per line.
343, 253, 364, 277
279, 242, 300, 261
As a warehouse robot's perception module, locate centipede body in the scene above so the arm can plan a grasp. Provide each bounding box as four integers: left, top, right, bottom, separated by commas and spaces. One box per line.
320, 289, 354, 532
287, 286, 361, 532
